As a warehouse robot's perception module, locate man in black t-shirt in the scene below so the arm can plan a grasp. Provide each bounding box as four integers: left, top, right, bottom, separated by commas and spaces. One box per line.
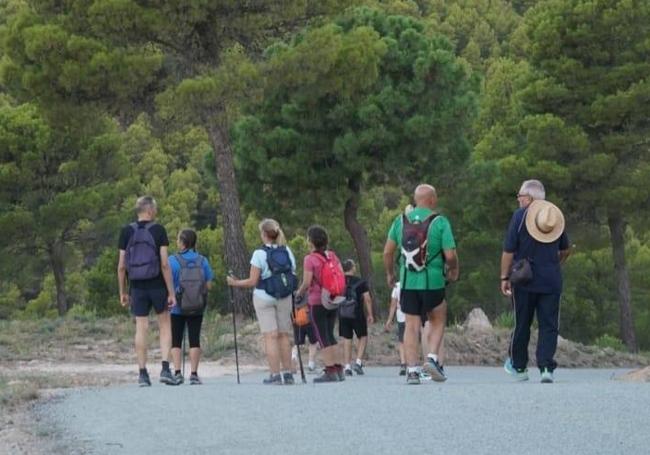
117, 196, 177, 387
339, 259, 374, 376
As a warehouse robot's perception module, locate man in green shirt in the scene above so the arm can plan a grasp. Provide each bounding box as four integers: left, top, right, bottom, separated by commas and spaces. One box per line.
383, 184, 459, 384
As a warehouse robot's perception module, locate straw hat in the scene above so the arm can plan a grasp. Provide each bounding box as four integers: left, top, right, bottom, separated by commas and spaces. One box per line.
525, 200, 565, 243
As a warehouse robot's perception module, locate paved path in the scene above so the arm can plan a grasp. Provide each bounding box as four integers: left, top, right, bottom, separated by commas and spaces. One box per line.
40, 367, 649, 455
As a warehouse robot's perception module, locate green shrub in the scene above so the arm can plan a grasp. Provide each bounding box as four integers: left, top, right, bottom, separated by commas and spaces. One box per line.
594, 334, 626, 351
494, 311, 515, 329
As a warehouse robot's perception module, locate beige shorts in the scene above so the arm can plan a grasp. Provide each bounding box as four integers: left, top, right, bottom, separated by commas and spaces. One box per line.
253, 295, 292, 334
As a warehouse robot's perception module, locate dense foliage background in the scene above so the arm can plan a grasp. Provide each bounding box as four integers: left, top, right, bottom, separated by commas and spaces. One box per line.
1, 0, 648, 351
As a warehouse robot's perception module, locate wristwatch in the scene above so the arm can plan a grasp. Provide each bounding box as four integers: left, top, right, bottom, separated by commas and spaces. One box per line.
500, 276, 509, 281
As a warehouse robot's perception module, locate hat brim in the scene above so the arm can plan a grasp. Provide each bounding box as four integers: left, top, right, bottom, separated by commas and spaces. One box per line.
525, 200, 565, 243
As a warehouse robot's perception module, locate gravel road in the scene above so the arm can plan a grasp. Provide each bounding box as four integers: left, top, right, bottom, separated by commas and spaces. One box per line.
39, 367, 649, 455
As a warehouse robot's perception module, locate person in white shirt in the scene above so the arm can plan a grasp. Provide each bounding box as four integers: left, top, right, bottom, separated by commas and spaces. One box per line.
384, 282, 407, 375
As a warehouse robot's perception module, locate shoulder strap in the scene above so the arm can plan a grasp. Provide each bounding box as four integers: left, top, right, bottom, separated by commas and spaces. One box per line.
175, 254, 188, 268
129, 222, 138, 231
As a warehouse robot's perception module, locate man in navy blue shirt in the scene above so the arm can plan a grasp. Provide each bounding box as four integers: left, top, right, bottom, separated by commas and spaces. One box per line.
500, 180, 570, 383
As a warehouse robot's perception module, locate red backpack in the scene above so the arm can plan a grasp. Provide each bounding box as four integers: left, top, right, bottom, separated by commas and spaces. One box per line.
314, 251, 346, 309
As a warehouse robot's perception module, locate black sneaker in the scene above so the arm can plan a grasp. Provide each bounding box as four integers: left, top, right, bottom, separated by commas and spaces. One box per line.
138, 370, 151, 387
406, 370, 421, 385
344, 367, 353, 376
352, 363, 364, 375
174, 372, 184, 385
336, 366, 345, 382
313, 369, 340, 383
263, 373, 282, 385
399, 364, 407, 376
422, 357, 447, 382
160, 369, 176, 385
189, 373, 202, 385
283, 372, 295, 385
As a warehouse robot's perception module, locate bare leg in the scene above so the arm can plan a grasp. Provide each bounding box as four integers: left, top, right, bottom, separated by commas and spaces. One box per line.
135, 316, 149, 369
171, 347, 181, 372
308, 343, 318, 364
264, 331, 281, 374
157, 311, 172, 363
398, 342, 406, 364
278, 333, 292, 371
426, 301, 447, 356
404, 314, 422, 367
355, 336, 368, 362
343, 338, 353, 365
189, 348, 201, 373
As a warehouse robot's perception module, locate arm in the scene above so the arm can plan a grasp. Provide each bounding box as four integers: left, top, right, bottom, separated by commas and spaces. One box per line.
226, 265, 262, 288
500, 251, 514, 296
159, 247, 177, 307
362, 292, 374, 324
385, 297, 398, 331
117, 250, 129, 307
383, 239, 397, 288
443, 249, 459, 282
559, 249, 571, 265
296, 268, 313, 297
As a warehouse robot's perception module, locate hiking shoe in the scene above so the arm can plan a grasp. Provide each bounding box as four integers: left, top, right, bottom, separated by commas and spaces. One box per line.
263, 373, 283, 385
283, 372, 295, 385
189, 374, 202, 385
352, 363, 364, 375
344, 367, 353, 377
504, 358, 529, 381
160, 369, 177, 385
337, 366, 346, 382
399, 364, 407, 376
173, 372, 184, 385
138, 370, 151, 387
406, 371, 421, 385
313, 370, 340, 383
422, 357, 447, 382
540, 368, 554, 384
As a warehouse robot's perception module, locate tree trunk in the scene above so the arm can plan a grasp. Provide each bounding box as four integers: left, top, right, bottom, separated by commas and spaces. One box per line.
343, 176, 379, 317
207, 122, 254, 317
607, 214, 637, 352
49, 242, 68, 316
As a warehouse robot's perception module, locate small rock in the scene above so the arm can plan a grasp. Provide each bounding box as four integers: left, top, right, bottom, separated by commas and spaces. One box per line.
462, 308, 493, 332
616, 366, 650, 382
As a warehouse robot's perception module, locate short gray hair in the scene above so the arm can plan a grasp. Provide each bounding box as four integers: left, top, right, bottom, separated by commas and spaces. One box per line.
135, 196, 157, 214
519, 180, 545, 200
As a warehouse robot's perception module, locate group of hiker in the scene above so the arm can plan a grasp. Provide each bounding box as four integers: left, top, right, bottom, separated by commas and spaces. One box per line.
117, 179, 570, 386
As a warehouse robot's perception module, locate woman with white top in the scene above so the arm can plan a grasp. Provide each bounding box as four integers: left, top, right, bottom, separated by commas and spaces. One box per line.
227, 219, 297, 385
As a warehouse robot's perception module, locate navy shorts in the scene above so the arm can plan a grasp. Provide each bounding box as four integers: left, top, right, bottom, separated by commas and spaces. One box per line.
130, 287, 168, 317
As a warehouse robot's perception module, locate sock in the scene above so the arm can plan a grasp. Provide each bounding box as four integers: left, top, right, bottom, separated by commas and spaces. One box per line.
408, 366, 419, 374
175, 370, 181, 376
344, 363, 351, 370
427, 353, 438, 363
139, 368, 147, 375
308, 361, 315, 369
191, 371, 197, 376
281, 370, 291, 376
356, 358, 362, 366
162, 361, 170, 371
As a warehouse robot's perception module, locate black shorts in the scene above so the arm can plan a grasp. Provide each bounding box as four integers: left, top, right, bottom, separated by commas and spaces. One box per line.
130, 287, 167, 317
171, 314, 203, 348
400, 289, 446, 324
310, 304, 338, 349
294, 324, 317, 346
397, 322, 405, 343
339, 316, 368, 339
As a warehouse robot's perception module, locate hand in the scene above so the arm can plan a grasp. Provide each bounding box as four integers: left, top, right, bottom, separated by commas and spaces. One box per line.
120, 293, 130, 307
367, 315, 375, 325
226, 275, 237, 287
167, 294, 177, 309
386, 273, 396, 289
384, 320, 393, 332
500, 280, 512, 297
446, 267, 459, 283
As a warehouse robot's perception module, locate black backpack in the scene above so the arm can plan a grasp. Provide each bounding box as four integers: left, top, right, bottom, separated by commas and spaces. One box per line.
339, 279, 363, 320
258, 246, 298, 299
175, 254, 207, 315
400, 213, 440, 272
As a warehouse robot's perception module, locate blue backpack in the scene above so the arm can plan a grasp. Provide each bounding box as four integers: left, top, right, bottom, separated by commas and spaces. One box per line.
257, 246, 297, 299
125, 222, 160, 281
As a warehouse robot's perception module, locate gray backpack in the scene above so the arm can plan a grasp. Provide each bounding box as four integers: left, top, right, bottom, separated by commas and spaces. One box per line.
125, 222, 160, 280
175, 254, 207, 315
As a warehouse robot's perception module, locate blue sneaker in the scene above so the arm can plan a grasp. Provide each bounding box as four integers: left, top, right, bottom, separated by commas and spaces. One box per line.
504, 357, 529, 381
540, 368, 554, 384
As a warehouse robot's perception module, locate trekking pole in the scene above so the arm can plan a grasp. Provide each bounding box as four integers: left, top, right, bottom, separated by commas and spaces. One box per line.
292, 293, 306, 384
228, 270, 241, 384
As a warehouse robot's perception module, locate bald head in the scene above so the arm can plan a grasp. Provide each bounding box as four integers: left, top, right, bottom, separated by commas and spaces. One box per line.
414, 184, 437, 209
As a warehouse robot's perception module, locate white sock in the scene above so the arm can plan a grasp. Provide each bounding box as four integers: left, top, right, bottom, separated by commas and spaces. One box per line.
408, 366, 419, 374
356, 358, 362, 366
308, 361, 315, 369
344, 363, 351, 370
427, 353, 438, 362
291, 346, 298, 361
